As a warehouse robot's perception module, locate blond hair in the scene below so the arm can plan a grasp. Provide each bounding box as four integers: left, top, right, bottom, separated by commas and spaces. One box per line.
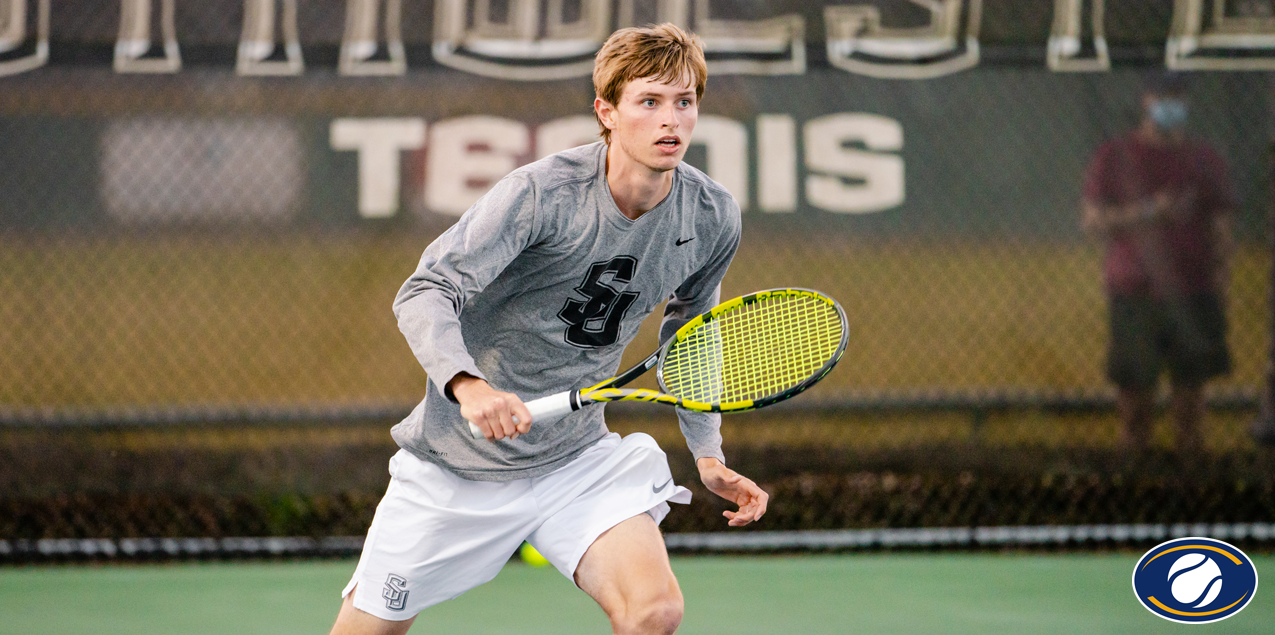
592, 23, 707, 144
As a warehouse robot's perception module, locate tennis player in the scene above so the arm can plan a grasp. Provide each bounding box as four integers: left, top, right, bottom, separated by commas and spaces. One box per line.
330, 24, 768, 635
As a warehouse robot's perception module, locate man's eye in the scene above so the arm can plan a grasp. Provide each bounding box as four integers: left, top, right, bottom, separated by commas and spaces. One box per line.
679, 100, 691, 107
643, 99, 656, 107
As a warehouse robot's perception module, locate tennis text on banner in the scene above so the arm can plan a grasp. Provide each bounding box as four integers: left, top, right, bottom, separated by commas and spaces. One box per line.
329, 114, 905, 219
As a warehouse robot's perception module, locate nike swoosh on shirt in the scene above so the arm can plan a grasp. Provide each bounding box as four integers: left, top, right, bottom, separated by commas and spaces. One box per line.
675, 237, 695, 246
652, 479, 674, 494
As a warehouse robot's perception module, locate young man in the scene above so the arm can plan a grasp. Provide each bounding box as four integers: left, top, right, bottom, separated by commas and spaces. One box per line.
330, 24, 768, 635
1081, 72, 1235, 453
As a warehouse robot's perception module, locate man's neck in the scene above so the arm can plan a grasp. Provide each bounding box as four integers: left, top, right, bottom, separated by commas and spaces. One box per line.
606, 144, 675, 221
1139, 121, 1185, 146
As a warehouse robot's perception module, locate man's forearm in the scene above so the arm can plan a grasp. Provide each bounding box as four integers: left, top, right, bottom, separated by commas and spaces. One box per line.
696, 457, 721, 470
1213, 211, 1235, 261
1212, 211, 1235, 291
1082, 199, 1154, 235
447, 373, 487, 402
395, 289, 486, 402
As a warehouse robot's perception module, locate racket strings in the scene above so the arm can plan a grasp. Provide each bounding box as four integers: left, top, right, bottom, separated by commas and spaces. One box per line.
662, 293, 844, 404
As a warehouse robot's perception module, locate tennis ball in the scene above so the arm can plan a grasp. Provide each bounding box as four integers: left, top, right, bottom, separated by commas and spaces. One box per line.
520, 542, 550, 568
1169, 554, 1223, 607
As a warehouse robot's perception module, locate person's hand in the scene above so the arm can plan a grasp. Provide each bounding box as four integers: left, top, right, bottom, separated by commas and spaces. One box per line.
696, 457, 768, 527
1150, 188, 1198, 222
450, 375, 533, 441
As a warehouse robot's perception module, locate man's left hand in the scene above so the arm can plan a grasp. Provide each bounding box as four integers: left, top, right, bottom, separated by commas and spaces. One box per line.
696, 457, 769, 527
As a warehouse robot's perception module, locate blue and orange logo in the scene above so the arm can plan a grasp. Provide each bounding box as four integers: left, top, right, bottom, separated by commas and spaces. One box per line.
1132, 537, 1258, 624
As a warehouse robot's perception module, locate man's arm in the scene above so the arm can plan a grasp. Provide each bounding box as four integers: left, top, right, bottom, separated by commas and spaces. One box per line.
660, 225, 738, 465
659, 208, 769, 525
1201, 145, 1237, 295
1081, 199, 1142, 237
1212, 210, 1234, 293
1081, 190, 1191, 238
393, 173, 539, 440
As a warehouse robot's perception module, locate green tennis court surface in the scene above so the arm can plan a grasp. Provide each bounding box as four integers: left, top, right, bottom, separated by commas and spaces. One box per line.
1, 553, 1270, 634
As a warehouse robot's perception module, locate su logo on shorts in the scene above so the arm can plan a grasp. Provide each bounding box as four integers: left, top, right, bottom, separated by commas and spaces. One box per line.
383, 573, 410, 611
1132, 537, 1258, 624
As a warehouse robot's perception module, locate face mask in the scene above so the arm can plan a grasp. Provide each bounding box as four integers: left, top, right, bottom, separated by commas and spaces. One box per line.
1148, 99, 1188, 130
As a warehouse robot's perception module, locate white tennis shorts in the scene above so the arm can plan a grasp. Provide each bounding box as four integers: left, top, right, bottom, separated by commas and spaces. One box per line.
342, 432, 692, 620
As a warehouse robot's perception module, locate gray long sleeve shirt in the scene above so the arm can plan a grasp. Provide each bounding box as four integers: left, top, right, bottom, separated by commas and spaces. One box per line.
390, 142, 741, 481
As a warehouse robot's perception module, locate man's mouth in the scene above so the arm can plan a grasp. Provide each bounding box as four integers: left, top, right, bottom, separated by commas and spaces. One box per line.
656, 136, 681, 149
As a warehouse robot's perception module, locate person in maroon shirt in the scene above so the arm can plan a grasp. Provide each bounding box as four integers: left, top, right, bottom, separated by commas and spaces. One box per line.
1082, 73, 1235, 453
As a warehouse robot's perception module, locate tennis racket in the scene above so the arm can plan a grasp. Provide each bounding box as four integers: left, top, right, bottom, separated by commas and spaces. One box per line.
468, 288, 847, 439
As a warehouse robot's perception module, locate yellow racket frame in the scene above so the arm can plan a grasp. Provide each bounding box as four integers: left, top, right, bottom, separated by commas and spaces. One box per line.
576, 288, 847, 413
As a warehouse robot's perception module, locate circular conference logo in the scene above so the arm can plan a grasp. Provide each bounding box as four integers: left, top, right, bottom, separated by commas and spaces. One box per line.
1132, 537, 1258, 624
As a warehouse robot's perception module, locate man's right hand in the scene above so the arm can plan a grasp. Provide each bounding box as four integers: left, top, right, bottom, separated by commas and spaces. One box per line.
1149, 187, 1198, 223
449, 374, 533, 441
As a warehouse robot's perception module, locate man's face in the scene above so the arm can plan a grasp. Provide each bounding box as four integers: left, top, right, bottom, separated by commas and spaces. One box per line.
600, 75, 699, 172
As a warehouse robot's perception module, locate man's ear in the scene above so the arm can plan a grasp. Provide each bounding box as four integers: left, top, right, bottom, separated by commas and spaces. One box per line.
594, 97, 617, 132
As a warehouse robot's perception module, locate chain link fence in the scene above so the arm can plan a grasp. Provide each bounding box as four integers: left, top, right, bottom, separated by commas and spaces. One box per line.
2, 0, 1275, 555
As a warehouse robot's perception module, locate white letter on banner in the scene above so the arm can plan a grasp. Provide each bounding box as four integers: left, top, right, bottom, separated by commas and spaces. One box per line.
690, 116, 748, 211
757, 114, 797, 213
237, 0, 304, 76
330, 118, 426, 219
0, 0, 50, 77
340, 0, 406, 75
114, 0, 181, 73
804, 114, 904, 214
0, 0, 24, 51
536, 115, 599, 160
825, 0, 980, 79
1047, 0, 1109, 72
1167, 0, 1275, 70
433, 0, 611, 80
616, 0, 805, 75
426, 116, 529, 216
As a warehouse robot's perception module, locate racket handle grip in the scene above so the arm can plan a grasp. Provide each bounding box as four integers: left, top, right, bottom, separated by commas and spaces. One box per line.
467, 391, 577, 439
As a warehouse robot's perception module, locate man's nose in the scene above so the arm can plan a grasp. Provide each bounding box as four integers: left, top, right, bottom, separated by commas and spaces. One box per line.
661, 104, 680, 128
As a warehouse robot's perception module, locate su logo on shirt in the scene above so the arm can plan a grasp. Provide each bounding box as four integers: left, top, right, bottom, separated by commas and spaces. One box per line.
558, 256, 640, 349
